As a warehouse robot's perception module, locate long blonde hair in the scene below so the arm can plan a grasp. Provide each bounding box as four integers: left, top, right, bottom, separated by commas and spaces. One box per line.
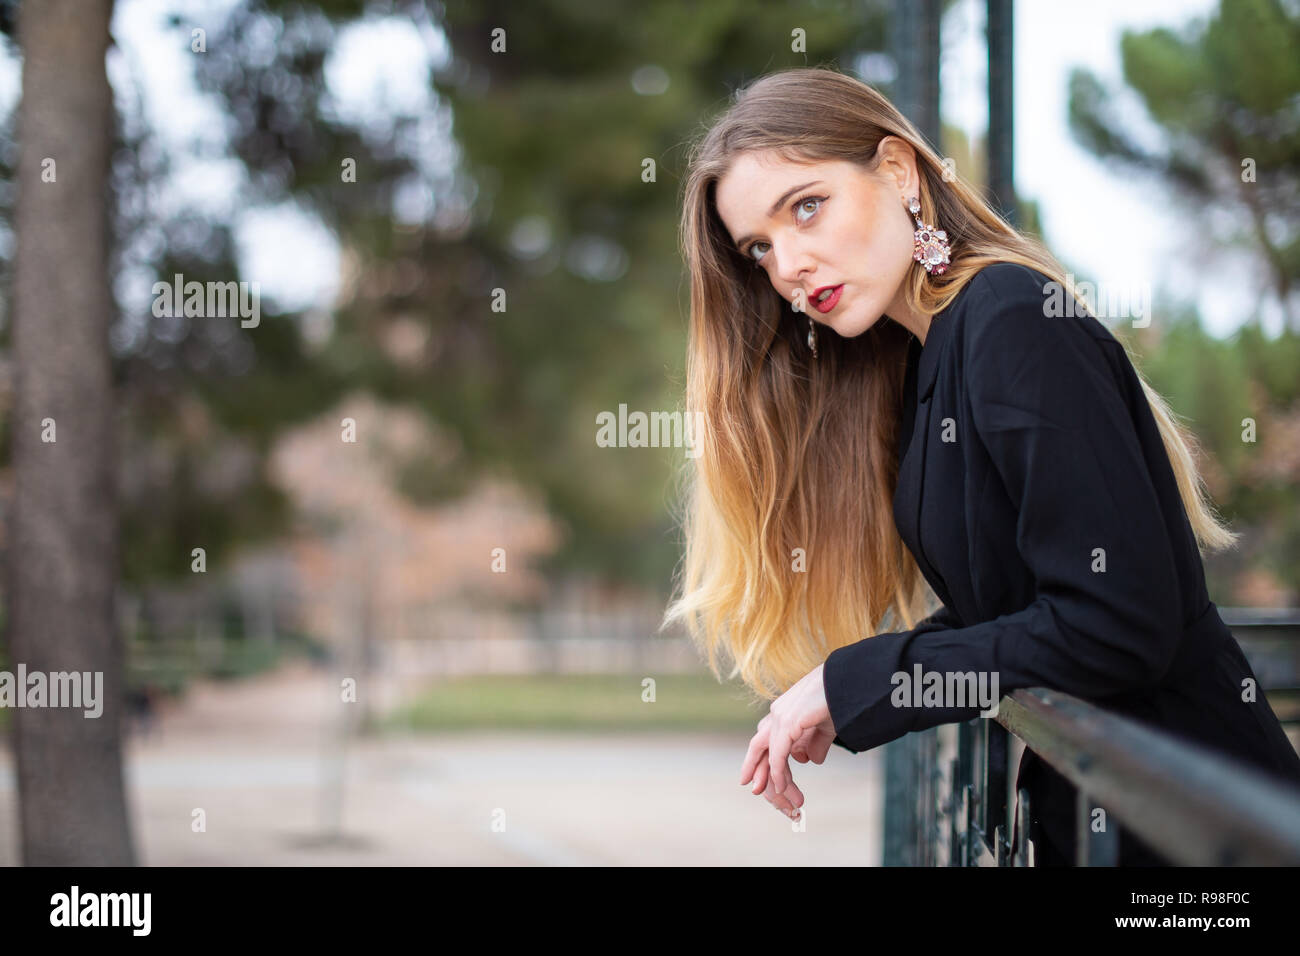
660, 67, 1236, 702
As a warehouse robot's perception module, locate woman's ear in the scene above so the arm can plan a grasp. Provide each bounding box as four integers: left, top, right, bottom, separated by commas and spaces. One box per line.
875, 136, 920, 199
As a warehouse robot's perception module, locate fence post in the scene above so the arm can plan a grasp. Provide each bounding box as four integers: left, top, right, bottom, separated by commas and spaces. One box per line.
882, 734, 919, 865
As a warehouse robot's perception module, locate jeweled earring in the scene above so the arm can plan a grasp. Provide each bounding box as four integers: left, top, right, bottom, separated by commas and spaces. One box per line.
908, 196, 951, 275
807, 316, 818, 359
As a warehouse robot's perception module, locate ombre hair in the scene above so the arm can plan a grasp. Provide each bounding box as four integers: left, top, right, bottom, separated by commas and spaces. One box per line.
660, 67, 1236, 702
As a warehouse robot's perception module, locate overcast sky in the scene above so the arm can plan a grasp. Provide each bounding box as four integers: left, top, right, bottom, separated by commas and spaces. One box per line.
0, 0, 1278, 338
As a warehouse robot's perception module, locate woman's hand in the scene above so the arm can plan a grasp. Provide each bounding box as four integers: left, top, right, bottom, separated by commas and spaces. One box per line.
739, 663, 836, 819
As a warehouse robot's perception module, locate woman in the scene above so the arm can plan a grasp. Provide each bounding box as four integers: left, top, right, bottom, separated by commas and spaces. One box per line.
660, 67, 1300, 866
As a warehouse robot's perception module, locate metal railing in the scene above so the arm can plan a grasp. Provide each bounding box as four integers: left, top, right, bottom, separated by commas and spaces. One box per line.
882, 611, 1300, 866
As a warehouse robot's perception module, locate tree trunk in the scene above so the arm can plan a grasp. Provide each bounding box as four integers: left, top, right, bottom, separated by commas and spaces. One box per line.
7, 0, 134, 865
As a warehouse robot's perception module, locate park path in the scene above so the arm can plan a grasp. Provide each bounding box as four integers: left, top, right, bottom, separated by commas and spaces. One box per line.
0, 660, 883, 865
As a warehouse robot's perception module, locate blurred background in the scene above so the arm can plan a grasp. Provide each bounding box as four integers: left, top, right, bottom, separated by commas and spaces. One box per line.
0, 0, 1296, 865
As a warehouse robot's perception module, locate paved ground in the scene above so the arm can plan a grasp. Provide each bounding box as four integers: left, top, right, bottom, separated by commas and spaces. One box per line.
0, 661, 883, 865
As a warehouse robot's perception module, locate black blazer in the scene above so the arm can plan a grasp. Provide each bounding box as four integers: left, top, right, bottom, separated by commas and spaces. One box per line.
822, 261, 1300, 866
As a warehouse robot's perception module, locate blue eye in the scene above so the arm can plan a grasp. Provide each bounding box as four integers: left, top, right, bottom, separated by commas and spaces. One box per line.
744, 196, 825, 265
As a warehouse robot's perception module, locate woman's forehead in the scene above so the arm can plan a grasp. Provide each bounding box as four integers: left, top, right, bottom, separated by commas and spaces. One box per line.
717, 156, 826, 213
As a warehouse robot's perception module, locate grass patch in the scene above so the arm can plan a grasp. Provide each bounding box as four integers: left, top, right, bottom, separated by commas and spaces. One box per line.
382, 672, 765, 734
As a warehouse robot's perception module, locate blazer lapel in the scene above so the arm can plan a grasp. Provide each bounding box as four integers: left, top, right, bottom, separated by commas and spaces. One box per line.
909, 314, 959, 613
915, 311, 951, 405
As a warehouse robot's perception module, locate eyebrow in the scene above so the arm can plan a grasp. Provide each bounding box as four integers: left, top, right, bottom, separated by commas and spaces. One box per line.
732, 180, 824, 250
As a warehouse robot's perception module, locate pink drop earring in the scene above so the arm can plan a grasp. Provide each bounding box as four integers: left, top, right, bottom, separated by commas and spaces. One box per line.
908, 196, 951, 275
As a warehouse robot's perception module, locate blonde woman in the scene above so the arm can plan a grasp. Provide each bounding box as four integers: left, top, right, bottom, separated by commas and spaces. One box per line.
662, 67, 1300, 866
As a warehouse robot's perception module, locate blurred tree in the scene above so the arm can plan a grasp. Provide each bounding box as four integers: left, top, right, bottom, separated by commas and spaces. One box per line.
0, 4, 358, 597
1067, 0, 1300, 330
182, 0, 893, 591
7, 0, 134, 865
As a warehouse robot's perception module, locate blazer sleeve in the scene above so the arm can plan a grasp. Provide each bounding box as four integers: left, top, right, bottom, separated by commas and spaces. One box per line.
828, 603, 962, 752
823, 287, 1184, 754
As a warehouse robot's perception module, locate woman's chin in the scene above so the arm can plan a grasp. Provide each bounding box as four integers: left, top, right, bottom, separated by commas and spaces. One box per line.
830, 308, 881, 339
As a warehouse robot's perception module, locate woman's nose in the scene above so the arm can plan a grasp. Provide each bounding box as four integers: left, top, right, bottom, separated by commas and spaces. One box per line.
772, 242, 813, 289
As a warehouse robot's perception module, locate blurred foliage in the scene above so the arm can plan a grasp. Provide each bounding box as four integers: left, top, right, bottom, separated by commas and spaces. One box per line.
1127, 314, 1300, 600
180, 0, 893, 591
125, 628, 330, 697
1068, 0, 1300, 329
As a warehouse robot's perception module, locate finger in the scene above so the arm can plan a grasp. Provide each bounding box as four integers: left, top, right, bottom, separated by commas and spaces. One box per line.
764, 775, 794, 815
752, 752, 802, 810
739, 725, 771, 785
791, 725, 817, 763
774, 764, 804, 808
764, 773, 803, 816
806, 729, 835, 764
768, 721, 796, 794
750, 753, 769, 795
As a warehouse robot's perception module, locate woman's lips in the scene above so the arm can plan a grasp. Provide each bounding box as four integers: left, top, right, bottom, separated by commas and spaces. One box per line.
813, 284, 844, 314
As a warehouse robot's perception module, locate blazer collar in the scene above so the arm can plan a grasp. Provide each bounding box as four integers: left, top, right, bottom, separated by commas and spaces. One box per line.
915, 308, 954, 403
